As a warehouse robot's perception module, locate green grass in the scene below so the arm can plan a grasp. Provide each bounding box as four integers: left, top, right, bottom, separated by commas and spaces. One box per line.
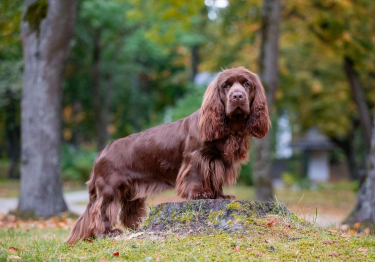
1, 216, 374, 261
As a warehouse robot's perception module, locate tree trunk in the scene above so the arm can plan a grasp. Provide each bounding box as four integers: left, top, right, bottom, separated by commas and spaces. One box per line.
344, 57, 372, 151
18, 0, 77, 217
346, 110, 375, 226
253, 0, 281, 201
91, 30, 110, 151
331, 134, 359, 181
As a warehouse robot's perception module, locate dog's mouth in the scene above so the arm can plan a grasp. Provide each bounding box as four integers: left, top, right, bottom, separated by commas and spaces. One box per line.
227, 106, 250, 118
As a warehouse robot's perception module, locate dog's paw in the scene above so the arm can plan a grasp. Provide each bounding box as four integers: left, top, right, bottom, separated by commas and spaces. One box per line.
217, 194, 236, 200
192, 189, 214, 200
109, 228, 124, 237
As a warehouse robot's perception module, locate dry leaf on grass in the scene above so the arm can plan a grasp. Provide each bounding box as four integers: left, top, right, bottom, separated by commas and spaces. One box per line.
8, 255, 22, 260
356, 247, 368, 253
328, 253, 339, 257
267, 220, 276, 227
323, 240, 334, 245
234, 245, 240, 251
354, 222, 361, 228
127, 232, 144, 240
113, 252, 119, 256
188, 229, 193, 233
9, 247, 18, 253
340, 233, 351, 239
68, 244, 75, 248
86, 238, 94, 243
328, 228, 337, 233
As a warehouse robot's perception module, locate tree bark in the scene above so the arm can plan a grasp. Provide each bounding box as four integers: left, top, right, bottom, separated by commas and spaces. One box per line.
253, 0, 281, 201
346, 110, 375, 225
344, 57, 372, 151
18, 0, 77, 217
91, 29, 107, 151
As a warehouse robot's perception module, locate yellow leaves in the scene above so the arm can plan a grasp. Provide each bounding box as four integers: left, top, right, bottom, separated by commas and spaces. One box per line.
353, 222, 361, 228
311, 80, 322, 94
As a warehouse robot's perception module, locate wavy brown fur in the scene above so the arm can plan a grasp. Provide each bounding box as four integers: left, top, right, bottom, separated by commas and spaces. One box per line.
66, 67, 270, 244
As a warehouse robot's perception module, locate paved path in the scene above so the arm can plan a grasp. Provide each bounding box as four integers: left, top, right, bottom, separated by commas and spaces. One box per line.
0, 190, 89, 215
0, 191, 343, 227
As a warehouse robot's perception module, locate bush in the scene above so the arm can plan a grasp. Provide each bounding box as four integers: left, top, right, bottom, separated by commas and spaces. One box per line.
61, 144, 97, 183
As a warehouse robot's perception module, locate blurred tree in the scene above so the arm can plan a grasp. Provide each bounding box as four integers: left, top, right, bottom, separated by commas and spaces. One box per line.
253, 0, 281, 201
283, 0, 375, 179
0, 0, 23, 178
18, 0, 77, 217
346, 109, 375, 226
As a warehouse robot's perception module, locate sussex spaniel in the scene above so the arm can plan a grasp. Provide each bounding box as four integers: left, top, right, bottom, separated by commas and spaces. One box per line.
66, 67, 270, 244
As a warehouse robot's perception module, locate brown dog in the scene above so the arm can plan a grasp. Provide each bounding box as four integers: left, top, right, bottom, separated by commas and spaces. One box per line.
66, 67, 270, 244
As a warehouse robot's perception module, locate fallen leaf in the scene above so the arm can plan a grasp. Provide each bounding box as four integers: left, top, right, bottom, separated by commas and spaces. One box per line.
328, 228, 337, 233
136, 222, 142, 229
267, 220, 276, 227
43, 259, 46, 262
328, 253, 339, 257
349, 230, 356, 235
356, 247, 368, 253
354, 222, 361, 228
363, 228, 370, 235
9, 247, 18, 253
68, 244, 75, 248
234, 245, 240, 251
300, 218, 304, 221
113, 252, 119, 256
57, 222, 67, 228
8, 255, 22, 260
127, 232, 144, 240
86, 238, 94, 243
340, 233, 351, 239
188, 229, 193, 233
323, 240, 334, 245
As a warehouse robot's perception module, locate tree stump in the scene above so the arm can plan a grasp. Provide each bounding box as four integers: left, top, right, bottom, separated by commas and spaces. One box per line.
142, 200, 293, 234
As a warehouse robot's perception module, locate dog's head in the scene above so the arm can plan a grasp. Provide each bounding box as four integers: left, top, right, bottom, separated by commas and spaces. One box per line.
198, 67, 270, 141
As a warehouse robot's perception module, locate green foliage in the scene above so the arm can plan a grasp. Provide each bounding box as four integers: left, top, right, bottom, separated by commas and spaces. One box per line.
23, 0, 48, 35
61, 144, 97, 182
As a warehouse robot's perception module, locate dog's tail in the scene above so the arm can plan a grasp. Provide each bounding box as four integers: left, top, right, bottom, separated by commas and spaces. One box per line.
65, 151, 103, 244
65, 201, 94, 244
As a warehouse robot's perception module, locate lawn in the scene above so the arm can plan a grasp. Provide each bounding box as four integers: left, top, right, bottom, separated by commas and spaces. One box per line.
1, 212, 374, 261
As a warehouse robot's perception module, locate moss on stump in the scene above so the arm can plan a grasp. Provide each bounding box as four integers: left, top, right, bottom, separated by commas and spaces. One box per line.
142, 200, 294, 234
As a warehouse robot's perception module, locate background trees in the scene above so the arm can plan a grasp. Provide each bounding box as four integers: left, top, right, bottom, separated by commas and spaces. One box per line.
0, 0, 374, 220
17, 0, 77, 217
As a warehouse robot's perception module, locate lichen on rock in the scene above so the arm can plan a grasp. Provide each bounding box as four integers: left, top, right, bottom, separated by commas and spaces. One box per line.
142, 199, 293, 234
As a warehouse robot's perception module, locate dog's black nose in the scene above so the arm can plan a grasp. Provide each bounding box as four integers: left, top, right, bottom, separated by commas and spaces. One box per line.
232, 92, 243, 101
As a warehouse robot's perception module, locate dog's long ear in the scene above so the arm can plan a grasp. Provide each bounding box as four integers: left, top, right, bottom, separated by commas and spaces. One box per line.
198, 79, 227, 141
247, 74, 270, 138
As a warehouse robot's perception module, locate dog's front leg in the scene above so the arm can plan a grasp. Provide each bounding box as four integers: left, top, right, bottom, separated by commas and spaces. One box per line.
176, 163, 214, 200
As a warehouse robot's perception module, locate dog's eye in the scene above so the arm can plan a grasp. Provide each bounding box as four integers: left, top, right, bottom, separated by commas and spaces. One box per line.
222, 84, 230, 89
244, 82, 251, 88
